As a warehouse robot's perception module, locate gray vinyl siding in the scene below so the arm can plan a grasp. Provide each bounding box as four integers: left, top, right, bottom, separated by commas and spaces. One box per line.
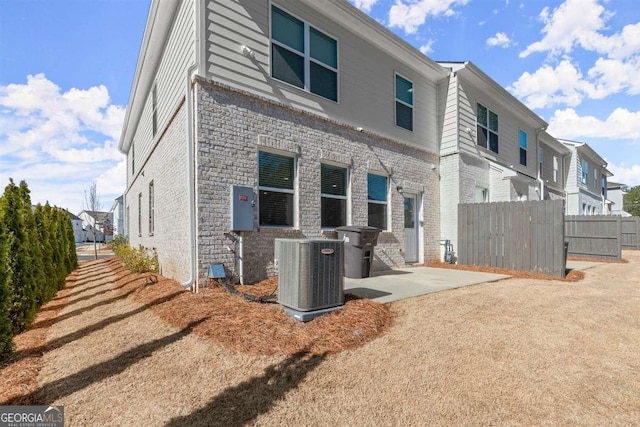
539, 142, 564, 193
566, 149, 579, 193
577, 151, 603, 196
456, 77, 538, 179
439, 74, 458, 155
205, 0, 439, 154
129, 0, 195, 180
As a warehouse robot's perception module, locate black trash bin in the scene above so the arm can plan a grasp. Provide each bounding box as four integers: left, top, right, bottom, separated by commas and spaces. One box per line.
336, 226, 381, 278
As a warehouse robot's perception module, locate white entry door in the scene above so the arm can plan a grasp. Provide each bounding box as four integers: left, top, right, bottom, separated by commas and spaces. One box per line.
404, 194, 419, 263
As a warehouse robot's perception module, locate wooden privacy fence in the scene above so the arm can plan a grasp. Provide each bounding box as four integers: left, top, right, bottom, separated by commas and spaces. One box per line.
458, 200, 566, 277
621, 217, 640, 249
565, 215, 621, 261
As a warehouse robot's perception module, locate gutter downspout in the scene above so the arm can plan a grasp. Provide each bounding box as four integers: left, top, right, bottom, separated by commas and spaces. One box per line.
182, 64, 198, 293
536, 127, 547, 200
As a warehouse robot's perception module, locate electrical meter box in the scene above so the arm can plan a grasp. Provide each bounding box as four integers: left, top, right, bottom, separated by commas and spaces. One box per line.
230, 185, 254, 231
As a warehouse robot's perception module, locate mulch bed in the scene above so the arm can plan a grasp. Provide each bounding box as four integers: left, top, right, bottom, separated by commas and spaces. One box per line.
426, 262, 586, 282
112, 262, 393, 356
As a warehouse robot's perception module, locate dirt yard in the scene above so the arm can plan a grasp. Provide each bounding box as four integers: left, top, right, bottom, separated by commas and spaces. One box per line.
2, 252, 640, 426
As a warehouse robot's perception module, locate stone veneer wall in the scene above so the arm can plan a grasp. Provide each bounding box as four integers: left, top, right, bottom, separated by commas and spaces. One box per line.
195, 79, 440, 284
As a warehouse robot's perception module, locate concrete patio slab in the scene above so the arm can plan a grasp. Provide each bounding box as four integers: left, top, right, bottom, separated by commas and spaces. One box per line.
344, 267, 511, 304
566, 260, 604, 271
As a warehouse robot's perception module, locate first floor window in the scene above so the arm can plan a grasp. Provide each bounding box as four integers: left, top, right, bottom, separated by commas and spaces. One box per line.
553, 156, 559, 182
477, 103, 499, 153
368, 173, 388, 230
321, 163, 347, 228
148, 181, 154, 235
126, 206, 130, 237
138, 193, 142, 237
258, 151, 295, 227
475, 186, 488, 203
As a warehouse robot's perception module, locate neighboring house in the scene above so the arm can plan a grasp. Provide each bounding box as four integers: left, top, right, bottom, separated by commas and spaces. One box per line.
118, 0, 449, 286
78, 210, 114, 243
607, 182, 631, 216
69, 212, 85, 243
559, 139, 613, 215
437, 61, 549, 253
538, 131, 571, 201
110, 195, 125, 237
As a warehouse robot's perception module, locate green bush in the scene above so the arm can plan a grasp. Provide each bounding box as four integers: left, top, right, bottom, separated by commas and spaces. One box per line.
114, 243, 159, 274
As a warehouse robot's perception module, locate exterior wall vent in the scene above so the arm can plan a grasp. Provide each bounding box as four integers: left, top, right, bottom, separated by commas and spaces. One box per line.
274, 239, 344, 312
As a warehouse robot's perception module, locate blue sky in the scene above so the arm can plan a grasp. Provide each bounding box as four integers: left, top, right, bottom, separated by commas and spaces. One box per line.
1, 0, 639, 214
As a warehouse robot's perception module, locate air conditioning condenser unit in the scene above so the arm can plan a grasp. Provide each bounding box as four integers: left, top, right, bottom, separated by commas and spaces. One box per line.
274, 239, 344, 321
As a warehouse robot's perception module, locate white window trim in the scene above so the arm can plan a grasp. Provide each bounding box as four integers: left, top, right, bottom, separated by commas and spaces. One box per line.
394, 72, 414, 132
477, 102, 499, 153
257, 148, 298, 229
269, 3, 339, 103
138, 192, 142, 237
320, 162, 350, 230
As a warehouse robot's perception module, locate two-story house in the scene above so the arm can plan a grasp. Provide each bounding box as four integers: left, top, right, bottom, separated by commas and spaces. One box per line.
538, 131, 570, 201
559, 139, 613, 215
119, 0, 449, 288
607, 181, 631, 216
437, 61, 550, 253
110, 195, 125, 236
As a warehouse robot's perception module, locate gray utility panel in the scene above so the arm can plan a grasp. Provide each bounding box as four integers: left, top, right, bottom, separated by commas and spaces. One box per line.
230, 185, 254, 231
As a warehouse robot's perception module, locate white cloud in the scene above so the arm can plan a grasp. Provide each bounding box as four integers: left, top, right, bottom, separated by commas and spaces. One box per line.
352, 0, 379, 12
419, 39, 435, 54
519, 0, 609, 58
389, 0, 469, 34
509, 60, 591, 109
0, 74, 126, 214
96, 159, 127, 197
606, 162, 640, 187
548, 107, 640, 140
587, 56, 640, 97
486, 32, 513, 48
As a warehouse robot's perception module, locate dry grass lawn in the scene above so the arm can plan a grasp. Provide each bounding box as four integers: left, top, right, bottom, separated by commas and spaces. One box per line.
2, 251, 640, 426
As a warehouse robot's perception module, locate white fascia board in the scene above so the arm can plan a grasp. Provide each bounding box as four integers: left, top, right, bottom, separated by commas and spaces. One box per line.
118, 0, 181, 154
453, 61, 548, 130
302, 0, 449, 82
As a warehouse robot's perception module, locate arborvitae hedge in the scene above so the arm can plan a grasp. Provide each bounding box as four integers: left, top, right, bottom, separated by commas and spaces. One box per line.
0, 179, 78, 361
0, 208, 14, 363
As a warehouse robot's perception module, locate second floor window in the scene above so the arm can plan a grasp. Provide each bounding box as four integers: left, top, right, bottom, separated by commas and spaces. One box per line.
152, 84, 158, 137
477, 103, 499, 154
519, 130, 528, 166
395, 74, 413, 131
271, 6, 338, 102
553, 156, 559, 182
581, 159, 589, 184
